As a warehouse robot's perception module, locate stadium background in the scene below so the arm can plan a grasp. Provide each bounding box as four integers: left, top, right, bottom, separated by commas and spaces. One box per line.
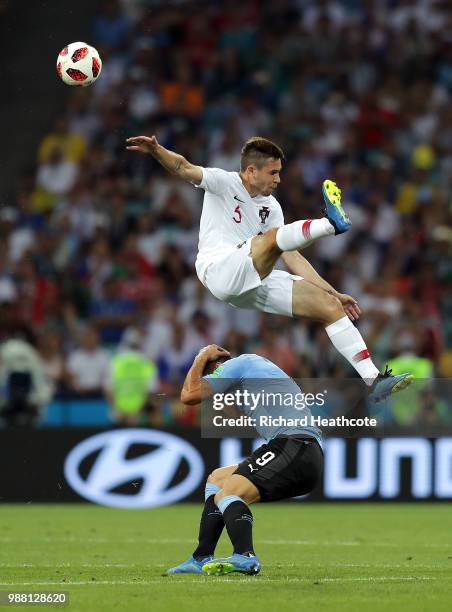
1, 2, 452, 610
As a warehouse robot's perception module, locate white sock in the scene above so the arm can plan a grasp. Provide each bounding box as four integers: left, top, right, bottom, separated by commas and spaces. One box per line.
325, 315, 379, 384
276, 218, 334, 251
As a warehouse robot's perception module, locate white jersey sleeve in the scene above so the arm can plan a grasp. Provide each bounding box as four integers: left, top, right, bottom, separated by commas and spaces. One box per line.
271, 198, 285, 228
195, 167, 232, 195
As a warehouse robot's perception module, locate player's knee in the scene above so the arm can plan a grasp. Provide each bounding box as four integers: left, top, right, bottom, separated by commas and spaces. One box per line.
213, 490, 225, 506
252, 227, 280, 255
207, 469, 224, 487
321, 293, 345, 324
213, 485, 241, 508
263, 227, 279, 242
264, 227, 281, 254
213, 478, 237, 504
214, 478, 259, 506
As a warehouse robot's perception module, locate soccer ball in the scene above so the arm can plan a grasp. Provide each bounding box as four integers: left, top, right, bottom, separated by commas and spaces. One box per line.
56, 42, 102, 87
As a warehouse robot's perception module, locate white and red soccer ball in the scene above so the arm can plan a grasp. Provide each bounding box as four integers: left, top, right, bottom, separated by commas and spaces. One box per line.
57, 42, 102, 87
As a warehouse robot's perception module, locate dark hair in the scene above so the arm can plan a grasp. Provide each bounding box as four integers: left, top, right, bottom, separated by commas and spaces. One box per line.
240, 137, 285, 171
202, 354, 231, 376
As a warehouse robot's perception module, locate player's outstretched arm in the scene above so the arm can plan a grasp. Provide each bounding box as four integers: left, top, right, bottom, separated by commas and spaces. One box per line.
126, 135, 203, 184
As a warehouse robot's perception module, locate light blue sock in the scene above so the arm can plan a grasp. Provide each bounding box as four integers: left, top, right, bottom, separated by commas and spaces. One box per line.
205, 483, 221, 501
217, 495, 245, 514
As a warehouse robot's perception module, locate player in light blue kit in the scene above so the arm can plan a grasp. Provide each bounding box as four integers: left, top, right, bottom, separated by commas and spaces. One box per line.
166, 345, 324, 577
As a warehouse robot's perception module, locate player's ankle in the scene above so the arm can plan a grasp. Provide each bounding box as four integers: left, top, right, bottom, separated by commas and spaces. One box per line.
193, 553, 212, 562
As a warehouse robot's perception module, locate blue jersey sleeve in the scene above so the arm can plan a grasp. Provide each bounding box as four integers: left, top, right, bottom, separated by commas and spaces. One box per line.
202, 357, 243, 394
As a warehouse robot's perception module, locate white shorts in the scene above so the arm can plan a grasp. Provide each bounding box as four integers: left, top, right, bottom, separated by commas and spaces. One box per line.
201, 238, 302, 317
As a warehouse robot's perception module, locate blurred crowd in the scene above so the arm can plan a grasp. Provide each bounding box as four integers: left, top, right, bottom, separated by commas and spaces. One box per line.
1, 0, 452, 426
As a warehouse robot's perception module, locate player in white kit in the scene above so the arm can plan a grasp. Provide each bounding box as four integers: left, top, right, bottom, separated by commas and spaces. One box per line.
126, 134, 413, 400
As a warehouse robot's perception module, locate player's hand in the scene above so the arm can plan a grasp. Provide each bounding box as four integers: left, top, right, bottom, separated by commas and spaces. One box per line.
198, 344, 230, 362
126, 135, 159, 154
336, 293, 361, 321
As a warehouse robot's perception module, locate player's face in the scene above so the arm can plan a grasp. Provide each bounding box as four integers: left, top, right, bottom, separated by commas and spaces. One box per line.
252, 159, 282, 196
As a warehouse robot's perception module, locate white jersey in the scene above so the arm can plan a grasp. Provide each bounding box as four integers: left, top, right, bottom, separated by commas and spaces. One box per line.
194, 168, 284, 281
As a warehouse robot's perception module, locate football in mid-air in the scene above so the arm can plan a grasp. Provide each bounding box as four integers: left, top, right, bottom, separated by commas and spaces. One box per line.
56, 42, 102, 87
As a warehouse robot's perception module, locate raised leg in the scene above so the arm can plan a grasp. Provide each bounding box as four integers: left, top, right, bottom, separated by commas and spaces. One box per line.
292, 280, 380, 383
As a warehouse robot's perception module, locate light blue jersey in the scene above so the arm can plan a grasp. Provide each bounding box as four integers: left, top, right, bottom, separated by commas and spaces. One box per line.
204, 354, 322, 444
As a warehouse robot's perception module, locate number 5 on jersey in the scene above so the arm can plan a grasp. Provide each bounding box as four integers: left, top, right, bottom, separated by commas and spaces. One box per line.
233, 205, 242, 224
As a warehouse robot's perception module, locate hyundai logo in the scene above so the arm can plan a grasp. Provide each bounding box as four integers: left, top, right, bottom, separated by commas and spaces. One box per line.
64, 429, 204, 509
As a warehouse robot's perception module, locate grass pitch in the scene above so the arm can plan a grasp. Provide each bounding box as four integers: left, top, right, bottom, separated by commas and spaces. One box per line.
0, 504, 451, 611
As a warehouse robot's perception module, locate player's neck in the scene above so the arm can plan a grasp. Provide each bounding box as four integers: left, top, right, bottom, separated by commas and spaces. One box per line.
239, 172, 260, 198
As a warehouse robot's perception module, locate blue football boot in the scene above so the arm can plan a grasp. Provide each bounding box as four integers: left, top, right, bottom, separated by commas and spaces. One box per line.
369, 366, 414, 403
165, 555, 213, 575
202, 553, 261, 576
322, 179, 352, 235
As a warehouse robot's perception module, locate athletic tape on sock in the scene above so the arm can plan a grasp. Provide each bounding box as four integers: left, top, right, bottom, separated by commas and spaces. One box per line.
325, 315, 379, 381
217, 495, 245, 514
205, 483, 221, 501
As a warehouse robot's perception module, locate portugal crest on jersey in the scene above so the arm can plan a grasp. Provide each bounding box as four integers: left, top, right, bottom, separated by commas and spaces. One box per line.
259, 206, 270, 223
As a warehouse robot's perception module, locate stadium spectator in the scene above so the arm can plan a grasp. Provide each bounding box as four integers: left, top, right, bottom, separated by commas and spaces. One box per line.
0, 334, 52, 426
36, 146, 79, 200
93, 0, 132, 51
159, 62, 205, 118
90, 276, 136, 345
157, 308, 208, 394
36, 330, 65, 397
38, 118, 87, 164
66, 326, 109, 397
388, 331, 434, 380
14, 256, 59, 329
414, 387, 450, 427
387, 330, 435, 425
105, 327, 157, 425
179, 277, 231, 344
208, 125, 242, 172
220, 330, 249, 358
254, 325, 300, 378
